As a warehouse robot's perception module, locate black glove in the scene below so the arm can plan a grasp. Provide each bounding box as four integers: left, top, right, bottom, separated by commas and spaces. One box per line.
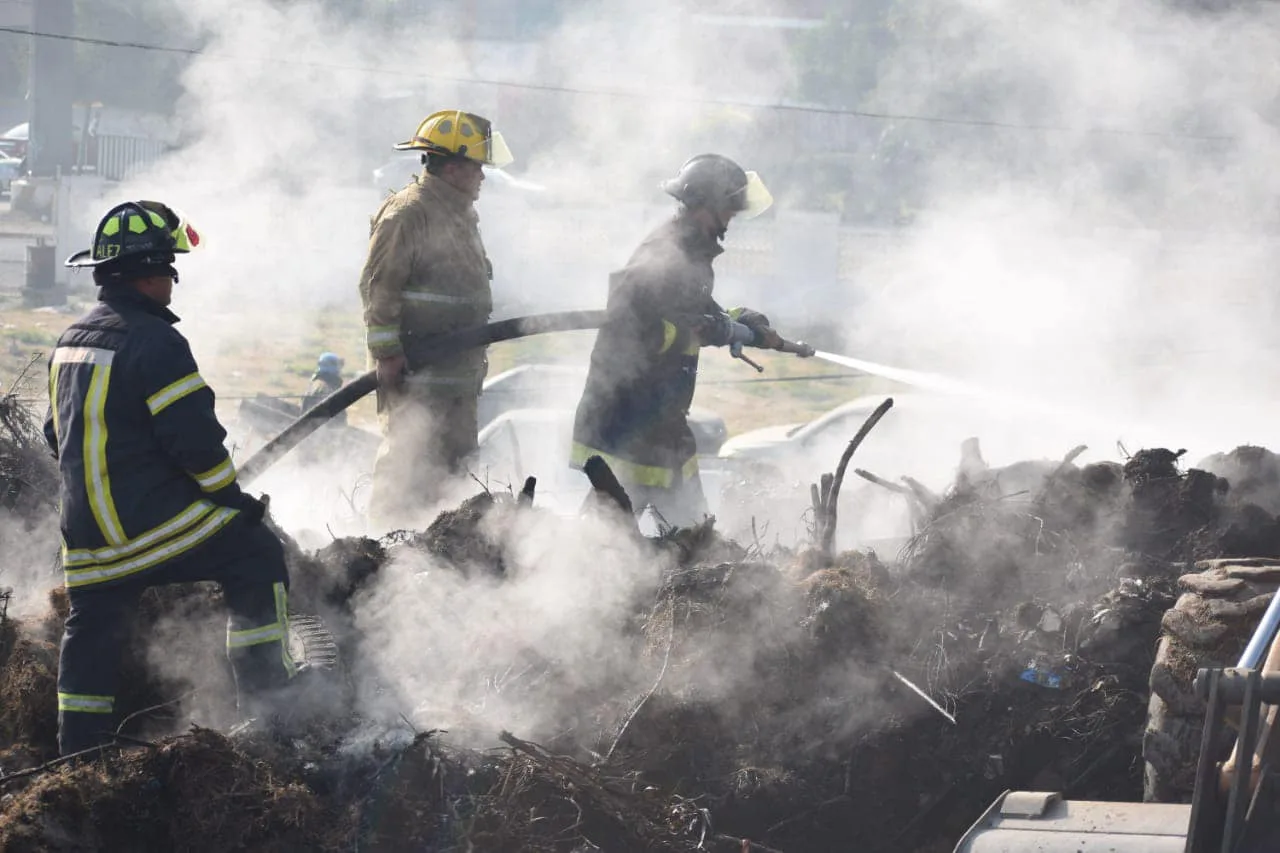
732, 308, 772, 332
238, 493, 270, 526
699, 313, 756, 347
729, 308, 780, 348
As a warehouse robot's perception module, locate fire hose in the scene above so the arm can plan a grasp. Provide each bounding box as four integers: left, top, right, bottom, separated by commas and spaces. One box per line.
239, 309, 816, 485
240, 310, 605, 485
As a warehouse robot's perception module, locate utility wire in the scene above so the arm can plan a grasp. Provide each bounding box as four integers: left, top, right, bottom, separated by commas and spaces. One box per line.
0, 24, 1235, 142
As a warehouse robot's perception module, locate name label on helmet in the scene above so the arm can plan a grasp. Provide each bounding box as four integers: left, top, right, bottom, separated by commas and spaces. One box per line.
95, 244, 121, 260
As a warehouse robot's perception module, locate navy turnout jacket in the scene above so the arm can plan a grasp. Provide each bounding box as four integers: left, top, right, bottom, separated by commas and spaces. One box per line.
43, 286, 244, 589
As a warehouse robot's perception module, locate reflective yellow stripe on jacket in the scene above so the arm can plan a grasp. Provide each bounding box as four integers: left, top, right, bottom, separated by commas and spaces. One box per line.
658, 321, 679, 354
52, 347, 127, 546
193, 457, 237, 493
57, 692, 114, 713
366, 324, 400, 349
146, 371, 207, 415
63, 499, 216, 568
64, 506, 238, 589
569, 442, 698, 489
402, 290, 485, 305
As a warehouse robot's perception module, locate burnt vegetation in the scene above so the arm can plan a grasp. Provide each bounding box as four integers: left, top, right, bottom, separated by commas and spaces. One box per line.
2, 389, 1280, 851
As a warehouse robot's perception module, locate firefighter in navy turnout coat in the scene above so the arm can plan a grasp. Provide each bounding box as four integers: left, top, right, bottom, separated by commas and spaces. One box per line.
571, 154, 778, 525
46, 201, 298, 755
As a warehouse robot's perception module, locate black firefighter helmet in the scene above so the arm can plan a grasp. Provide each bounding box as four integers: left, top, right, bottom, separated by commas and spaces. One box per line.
660, 154, 773, 219
65, 200, 200, 282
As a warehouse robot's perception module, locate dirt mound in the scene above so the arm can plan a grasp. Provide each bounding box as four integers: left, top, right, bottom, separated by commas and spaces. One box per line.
900, 454, 1129, 607
601, 524, 1177, 852
0, 727, 348, 852
5, 441, 1280, 851
1197, 445, 1280, 514
395, 492, 514, 576
900, 445, 1280, 613
0, 594, 59, 766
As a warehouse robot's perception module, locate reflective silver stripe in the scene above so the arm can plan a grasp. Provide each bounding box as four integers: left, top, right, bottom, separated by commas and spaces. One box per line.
64, 500, 215, 567
64, 507, 237, 587
367, 328, 400, 344
193, 457, 236, 492
147, 372, 206, 415
52, 346, 116, 366
227, 623, 286, 648
402, 291, 482, 305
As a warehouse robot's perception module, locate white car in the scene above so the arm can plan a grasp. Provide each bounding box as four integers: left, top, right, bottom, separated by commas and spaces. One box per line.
721, 391, 1132, 487
476, 406, 730, 521
716, 391, 1135, 548
480, 364, 729, 456
0, 153, 20, 196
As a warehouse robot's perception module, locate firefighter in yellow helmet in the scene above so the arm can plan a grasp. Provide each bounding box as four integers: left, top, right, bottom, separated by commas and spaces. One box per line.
358, 110, 513, 530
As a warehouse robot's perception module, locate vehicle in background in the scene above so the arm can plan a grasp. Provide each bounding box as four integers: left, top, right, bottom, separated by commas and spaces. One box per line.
0, 123, 26, 160
0, 153, 20, 196
481, 364, 728, 456
720, 391, 1124, 492
716, 391, 1132, 549
475, 406, 731, 523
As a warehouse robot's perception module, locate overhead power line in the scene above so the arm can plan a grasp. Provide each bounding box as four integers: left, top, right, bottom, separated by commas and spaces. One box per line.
0, 24, 1235, 142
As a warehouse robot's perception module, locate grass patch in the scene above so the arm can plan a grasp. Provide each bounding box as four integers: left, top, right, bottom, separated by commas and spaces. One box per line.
0, 300, 886, 439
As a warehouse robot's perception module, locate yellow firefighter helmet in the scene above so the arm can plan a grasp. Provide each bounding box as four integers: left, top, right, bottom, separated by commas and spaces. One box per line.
394, 109, 514, 168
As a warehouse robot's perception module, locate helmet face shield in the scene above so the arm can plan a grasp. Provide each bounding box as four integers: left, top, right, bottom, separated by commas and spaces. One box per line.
477, 130, 514, 168
662, 154, 772, 219
732, 171, 773, 219
394, 110, 514, 169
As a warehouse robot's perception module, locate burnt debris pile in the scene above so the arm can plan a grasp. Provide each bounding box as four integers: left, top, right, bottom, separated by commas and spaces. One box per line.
3, 430, 1280, 851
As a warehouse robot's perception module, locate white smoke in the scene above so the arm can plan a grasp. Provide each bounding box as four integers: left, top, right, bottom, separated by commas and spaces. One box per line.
43, 0, 1280, 751
845, 0, 1280, 471
74, 0, 806, 745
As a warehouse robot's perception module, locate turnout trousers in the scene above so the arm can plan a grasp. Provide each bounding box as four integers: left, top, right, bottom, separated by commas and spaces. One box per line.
369, 380, 480, 532
57, 515, 297, 755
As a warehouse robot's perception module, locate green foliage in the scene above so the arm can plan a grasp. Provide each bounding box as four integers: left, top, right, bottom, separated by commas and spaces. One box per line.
71, 0, 192, 112
792, 6, 896, 109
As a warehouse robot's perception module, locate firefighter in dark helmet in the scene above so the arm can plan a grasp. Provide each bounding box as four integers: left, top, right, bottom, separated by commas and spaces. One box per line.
571, 154, 784, 525
47, 201, 299, 755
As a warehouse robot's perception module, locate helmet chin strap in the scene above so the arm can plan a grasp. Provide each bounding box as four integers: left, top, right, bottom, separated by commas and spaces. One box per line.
685, 204, 732, 242
712, 206, 736, 242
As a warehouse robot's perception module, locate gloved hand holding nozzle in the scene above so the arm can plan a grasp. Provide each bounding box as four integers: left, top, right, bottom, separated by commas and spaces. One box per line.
725, 307, 816, 358
700, 312, 756, 348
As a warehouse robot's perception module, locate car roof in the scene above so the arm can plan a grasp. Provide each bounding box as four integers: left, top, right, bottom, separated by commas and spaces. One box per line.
793, 391, 933, 440
482, 364, 589, 394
